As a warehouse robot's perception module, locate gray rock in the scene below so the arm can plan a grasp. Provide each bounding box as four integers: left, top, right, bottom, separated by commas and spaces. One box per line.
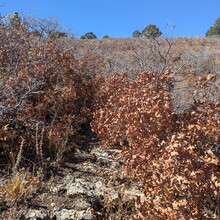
73, 197, 91, 210
52, 208, 93, 220
26, 209, 48, 220
66, 178, 95, 197
124, 187, 146, 201
91, 148, 123, 168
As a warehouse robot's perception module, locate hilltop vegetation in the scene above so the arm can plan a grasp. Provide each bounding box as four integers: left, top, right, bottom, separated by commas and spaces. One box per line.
0, 13, 220, 219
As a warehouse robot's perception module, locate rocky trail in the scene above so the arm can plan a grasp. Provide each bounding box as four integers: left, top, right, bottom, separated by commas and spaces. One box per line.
0, 142, 146, 220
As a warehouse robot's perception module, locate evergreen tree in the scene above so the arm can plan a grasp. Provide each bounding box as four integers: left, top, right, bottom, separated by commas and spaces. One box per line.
103, 35, 110, 39
142, 24, 162, 38
11, 12, 21, 27
132, 30, 141, 38
81, 32, 97, 39
206, 18, 220, 37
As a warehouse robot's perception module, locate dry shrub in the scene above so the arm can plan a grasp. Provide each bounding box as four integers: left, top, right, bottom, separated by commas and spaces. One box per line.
91, 70, 220, 219
92, 70, 174, 150
0, 21, 104, 170
100, 193, 136, 220
0, 170, 40, 205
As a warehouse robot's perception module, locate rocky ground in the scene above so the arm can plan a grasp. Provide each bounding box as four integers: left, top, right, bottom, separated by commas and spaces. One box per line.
0, 141, 146, 220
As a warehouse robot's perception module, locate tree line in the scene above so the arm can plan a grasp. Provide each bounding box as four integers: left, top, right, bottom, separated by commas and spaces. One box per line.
2, 12, 220, 39
81, 17, 220, 39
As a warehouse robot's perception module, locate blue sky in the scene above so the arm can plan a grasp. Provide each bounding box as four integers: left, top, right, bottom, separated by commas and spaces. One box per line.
1, 0, 219, 38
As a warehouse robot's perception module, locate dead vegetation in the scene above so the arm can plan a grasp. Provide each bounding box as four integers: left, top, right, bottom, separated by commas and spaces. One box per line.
0, 15, 220, 219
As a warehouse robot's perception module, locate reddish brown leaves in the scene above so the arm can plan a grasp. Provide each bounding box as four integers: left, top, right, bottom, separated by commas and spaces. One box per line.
91, 69, 220, 219
0, 25, 104, 168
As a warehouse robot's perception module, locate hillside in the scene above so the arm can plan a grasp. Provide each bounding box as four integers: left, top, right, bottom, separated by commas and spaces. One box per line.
59, 37, 220, 111
0, 24, 220, 220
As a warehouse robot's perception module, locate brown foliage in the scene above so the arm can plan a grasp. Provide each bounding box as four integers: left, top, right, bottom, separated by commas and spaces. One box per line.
92, 70, 173, 148
91, 70, 220, 219
0, 23, 104, 170
1, 15, 220, 218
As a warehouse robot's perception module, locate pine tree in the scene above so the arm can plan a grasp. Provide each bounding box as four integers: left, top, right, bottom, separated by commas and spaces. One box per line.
132, 30, 141, 38
11, 12, 21, 27
206, 18, 220, 37
80, 32, 97, 39
142, 24, 162, 38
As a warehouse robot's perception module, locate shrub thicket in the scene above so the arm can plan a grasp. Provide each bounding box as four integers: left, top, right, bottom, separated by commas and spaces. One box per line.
91, 70, 220, 219
0, 20, 104, 171
0, 13, 220, 219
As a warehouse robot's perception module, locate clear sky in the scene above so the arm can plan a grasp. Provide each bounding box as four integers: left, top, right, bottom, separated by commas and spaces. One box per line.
0, 0, 219, 38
